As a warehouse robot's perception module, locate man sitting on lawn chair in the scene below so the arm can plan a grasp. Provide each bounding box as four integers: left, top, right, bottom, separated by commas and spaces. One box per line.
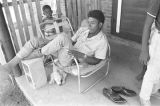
62, 10, 109, 75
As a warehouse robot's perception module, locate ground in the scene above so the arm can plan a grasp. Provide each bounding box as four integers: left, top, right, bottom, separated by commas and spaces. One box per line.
0, 71, 30, 106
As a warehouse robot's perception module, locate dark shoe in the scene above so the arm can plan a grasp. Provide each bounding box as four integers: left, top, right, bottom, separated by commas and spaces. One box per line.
44, 57, 52, 66
111, 86, 137, 97
103, 88, 127, 104
43, 55, 55, 66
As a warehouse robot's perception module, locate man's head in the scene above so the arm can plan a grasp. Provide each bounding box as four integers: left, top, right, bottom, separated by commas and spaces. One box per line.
87, 10, 105, 34
42, 5, 53, 19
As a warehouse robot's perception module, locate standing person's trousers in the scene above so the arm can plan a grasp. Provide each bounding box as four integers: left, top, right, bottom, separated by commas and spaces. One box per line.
140, 27, 160, 102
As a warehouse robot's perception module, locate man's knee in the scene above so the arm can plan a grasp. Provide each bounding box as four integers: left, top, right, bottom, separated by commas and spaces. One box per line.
28, 37, 40, 48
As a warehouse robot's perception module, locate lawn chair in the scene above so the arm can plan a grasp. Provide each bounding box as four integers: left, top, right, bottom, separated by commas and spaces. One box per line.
71, 43, 111, 93
39, 16, 74, 39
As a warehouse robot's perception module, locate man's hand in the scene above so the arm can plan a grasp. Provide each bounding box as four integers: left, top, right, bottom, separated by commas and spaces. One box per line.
139, 50, 150, 65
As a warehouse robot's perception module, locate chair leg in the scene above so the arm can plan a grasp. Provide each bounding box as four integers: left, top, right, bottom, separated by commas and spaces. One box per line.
78, 62, 110, 94
78, 73, 81, 93
79, 75, 107, 94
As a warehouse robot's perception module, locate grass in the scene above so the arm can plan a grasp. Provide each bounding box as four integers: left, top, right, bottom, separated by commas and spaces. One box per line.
0, 77, 31, 106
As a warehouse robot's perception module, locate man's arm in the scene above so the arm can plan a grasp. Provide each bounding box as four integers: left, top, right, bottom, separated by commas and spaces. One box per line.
70, 50, 102, 65
139, 14, 154, 65
84, 56, 102, 65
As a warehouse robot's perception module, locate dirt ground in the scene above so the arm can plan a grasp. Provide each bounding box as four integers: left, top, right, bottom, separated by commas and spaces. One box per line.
0, 71, 30, 106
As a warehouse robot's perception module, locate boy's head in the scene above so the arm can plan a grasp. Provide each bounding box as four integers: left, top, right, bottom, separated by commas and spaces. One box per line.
42, 5, 53, 18
81, 19, 89, 28
87, 10, 105, 34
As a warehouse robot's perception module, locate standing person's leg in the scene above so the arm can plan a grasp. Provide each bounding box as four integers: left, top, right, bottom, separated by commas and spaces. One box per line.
139, 29, 160, 106
139, 61, 160, 106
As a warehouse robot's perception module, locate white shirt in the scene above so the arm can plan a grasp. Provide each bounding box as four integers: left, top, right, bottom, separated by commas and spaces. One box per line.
72, 27, 108, 60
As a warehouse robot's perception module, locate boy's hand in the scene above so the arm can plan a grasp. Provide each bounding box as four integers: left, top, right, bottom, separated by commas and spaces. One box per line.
139, 50, 150, 65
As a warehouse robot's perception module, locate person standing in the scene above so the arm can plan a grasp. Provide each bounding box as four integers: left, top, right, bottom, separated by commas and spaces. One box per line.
139, 0, 160, 105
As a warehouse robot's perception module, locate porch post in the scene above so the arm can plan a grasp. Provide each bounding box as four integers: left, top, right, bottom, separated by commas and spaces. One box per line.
0, 3, 21, 77
56, 0, 62, 18
116, 0, 122, 33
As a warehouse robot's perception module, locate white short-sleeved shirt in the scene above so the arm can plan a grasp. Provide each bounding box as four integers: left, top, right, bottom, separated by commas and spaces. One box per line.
72, 27, 108, 60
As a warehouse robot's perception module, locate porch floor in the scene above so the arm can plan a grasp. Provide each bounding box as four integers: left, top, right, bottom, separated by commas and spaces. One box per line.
15, 40, 160, 106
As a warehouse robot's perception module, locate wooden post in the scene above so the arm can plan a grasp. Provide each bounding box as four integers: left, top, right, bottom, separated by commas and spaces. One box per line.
0, 3, 21, 77
56, 0, 62, 18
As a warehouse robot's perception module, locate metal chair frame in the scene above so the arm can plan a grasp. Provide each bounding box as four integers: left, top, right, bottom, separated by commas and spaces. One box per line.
73, 43, 111, 93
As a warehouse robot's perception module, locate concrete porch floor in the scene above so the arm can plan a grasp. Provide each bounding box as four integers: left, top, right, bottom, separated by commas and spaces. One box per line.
15, 39, 160, 106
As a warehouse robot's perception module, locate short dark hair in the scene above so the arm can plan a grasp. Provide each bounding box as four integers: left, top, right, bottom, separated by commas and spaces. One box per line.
42, 5, 52, 11
88, 10, 105, 24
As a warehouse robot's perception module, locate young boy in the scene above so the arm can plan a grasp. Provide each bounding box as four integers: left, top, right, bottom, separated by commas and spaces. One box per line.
139, 0, 160, 106
40, 5, 57, 40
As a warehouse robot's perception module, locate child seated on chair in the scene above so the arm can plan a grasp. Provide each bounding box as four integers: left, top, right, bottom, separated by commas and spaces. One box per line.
40, 5, 71, 40
40, 5, 57, 40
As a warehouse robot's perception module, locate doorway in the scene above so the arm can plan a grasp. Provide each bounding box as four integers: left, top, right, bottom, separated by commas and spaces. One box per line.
111, 0, 150, 43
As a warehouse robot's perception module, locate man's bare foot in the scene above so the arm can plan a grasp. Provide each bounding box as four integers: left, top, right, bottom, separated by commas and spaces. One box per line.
0, 64, 12, 74
0, 64, 16, 85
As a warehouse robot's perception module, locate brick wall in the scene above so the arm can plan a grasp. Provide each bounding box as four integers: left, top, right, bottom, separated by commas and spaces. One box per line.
101, 0, 112, 33
60, 0, 112, 33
